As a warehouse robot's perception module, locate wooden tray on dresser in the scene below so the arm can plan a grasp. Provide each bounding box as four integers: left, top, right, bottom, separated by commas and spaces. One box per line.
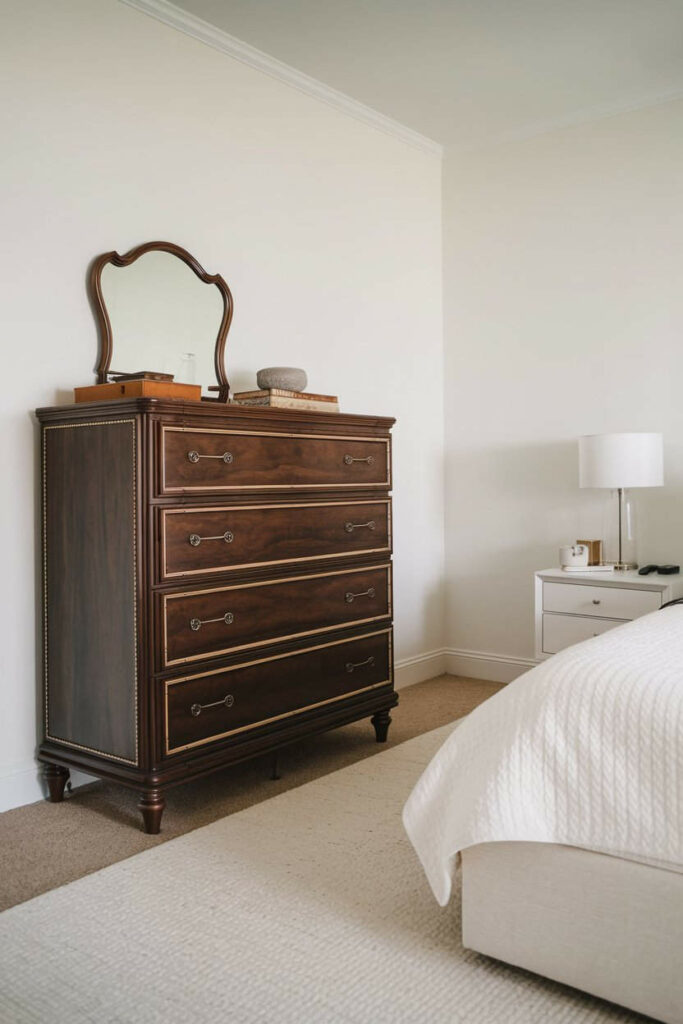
37, 399, 396, 832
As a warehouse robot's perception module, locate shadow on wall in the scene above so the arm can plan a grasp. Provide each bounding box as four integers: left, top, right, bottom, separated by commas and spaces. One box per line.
446, 439, 603, 658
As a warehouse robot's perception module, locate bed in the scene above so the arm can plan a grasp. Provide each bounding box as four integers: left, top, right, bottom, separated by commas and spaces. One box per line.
403, 607, 683, 1024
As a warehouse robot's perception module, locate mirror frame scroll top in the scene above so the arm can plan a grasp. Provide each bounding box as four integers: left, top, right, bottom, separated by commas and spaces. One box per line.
89, 240, 233, 402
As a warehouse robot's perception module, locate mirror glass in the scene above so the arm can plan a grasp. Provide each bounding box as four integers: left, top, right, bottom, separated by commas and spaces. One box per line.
100, 251, 225, 397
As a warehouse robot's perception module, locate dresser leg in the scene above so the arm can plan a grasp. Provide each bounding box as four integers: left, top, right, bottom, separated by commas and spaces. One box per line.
44, 763, 70, 802
371, 710, 392, 743
138, 789, 165, 834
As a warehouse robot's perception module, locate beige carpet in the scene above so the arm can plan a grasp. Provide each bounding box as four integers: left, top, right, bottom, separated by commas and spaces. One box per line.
0, 675, 503, 911
0, 721, 646, 1023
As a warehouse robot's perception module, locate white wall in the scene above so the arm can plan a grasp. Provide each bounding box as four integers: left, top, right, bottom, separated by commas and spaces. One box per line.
443, 99, 683, 680
0, 0, 444, 810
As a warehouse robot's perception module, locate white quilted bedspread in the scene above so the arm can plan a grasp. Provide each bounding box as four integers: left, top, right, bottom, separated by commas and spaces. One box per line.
403, 607, 683, 905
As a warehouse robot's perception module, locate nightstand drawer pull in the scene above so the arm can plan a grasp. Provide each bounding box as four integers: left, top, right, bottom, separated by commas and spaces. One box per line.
189, 531, 234, 547
346, 655, 375, 673
187, 450, 233, 464
345, 587, 376, 603
190, 612, 234, 631
190, 694, 234, 717
344, 454, 374, 465
592, 599, 601, 605
345, 521, 376, 533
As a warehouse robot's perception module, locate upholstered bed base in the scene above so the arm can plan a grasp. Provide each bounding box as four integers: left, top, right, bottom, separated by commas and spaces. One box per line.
461, 842, 683, 1024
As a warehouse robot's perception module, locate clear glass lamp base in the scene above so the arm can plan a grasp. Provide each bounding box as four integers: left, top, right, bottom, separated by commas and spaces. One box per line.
602, 489, 639, 571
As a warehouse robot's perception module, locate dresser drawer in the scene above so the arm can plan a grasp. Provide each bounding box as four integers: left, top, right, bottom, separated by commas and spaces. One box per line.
164, 630, 392, 754
160, 426, 390, 494
542, 613, 623, 654
160, 500, 390, 579
162, 565, 392, 667
542, 581, 660, 620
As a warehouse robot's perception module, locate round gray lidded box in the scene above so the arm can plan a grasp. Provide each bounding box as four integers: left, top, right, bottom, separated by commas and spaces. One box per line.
256, 367, 307, 392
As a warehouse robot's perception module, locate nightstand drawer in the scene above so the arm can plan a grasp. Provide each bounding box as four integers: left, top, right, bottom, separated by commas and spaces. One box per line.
542, 613, 622, 655
543, 581, 660, 620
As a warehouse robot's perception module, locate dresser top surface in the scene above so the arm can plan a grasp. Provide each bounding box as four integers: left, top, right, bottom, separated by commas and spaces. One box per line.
36, 397, 395, 434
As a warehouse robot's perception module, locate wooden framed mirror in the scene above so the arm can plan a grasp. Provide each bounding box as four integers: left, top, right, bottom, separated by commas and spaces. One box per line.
89, 241, 233, 402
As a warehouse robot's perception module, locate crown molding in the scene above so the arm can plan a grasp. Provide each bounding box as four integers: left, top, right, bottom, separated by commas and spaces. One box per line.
118, 0, 443, 158
453, 83, 683, 154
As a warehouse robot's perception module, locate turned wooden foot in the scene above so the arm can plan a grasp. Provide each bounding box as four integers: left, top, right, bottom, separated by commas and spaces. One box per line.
138, 789, 165, 834
371, 710, 392, 743
44, 763, 70, 802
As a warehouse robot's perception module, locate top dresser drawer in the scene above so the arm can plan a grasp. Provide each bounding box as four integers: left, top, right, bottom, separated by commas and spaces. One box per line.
543, 581, 660, 620
159, 426, 390, 494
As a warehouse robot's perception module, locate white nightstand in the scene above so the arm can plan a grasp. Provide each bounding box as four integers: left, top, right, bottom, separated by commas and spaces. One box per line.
534, 568, 683, 661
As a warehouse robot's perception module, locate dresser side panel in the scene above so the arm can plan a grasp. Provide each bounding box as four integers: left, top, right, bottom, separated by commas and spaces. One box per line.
43, 419, 138, 764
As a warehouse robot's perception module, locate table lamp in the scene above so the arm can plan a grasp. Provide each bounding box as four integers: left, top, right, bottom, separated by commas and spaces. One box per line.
578, 432, 663, 571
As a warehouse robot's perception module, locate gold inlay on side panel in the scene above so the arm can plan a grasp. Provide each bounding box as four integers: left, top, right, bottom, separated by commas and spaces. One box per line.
43, 419, 139, 766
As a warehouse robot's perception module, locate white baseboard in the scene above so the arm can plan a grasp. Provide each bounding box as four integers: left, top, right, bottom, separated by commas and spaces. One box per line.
445, 647, 537, 684
0, 762, 96, 814
394, 649, 447, 689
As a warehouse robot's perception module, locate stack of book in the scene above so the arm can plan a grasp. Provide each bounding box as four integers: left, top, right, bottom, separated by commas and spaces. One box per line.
233, 388, 340, 413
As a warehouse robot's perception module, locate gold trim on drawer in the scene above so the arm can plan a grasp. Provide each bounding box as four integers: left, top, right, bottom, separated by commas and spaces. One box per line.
164, 629, 393, 755
160, 425, 391, 492
160, 499, 392, 580
162, 563, 393, 667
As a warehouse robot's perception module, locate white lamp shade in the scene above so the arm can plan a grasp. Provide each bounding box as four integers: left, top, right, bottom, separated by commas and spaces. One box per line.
578, 433, 663, 489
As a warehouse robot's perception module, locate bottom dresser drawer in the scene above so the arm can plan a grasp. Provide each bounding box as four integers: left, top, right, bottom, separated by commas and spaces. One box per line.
542, 613, 624, 655
164, 630, 392, 755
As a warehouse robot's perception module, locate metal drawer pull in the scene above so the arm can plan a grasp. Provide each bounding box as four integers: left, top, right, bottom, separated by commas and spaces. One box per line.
592, 599, 601, 605
187, 450, 233, 464
345, 521, 376, 533
345, 587, 376, 603
189, 531, 234, 546
344, 454, 374, 465
346, 656, 375, 673
190, 612, 234, 631
190, 694, 235, 717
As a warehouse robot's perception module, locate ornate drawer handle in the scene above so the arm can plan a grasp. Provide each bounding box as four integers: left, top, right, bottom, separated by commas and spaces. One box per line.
190, 694, 235, 717
190, 612, 234, 631
345, 521, 376, 533
188, 450, 233, 464
345, 587, 376, 603
344, 454, 374, 465
346, 655, 375, 673
189, 531, 234, 546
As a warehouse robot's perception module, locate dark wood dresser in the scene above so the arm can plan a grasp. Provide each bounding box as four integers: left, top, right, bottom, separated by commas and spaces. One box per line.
37, 399, 396, 831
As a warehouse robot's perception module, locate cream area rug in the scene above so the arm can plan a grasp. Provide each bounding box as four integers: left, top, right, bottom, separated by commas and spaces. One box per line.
0, 724, 644, 1024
